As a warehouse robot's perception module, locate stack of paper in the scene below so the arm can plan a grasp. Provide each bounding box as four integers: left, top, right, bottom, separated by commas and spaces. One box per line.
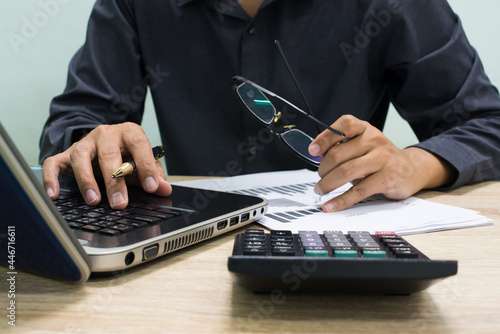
173, 169, 492, 235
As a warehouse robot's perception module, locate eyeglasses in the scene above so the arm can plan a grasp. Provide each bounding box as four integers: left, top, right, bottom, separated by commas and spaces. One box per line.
232, 41, 345, 167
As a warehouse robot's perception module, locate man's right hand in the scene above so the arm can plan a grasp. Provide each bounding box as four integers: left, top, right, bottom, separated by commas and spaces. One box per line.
42, 122, 172, 210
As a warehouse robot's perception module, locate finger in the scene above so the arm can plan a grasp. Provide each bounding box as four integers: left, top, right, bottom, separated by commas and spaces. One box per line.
155, 161, 173, 196
321, 174, 380, 212
124, 160, 173, 197
69, 140, 102, 206
121, 129, 160, 194
309, 115, 367, 156
91, 128, 130, 209
42, 153, 67, 199
317, 135, 371, 178
314, 154, 381, 196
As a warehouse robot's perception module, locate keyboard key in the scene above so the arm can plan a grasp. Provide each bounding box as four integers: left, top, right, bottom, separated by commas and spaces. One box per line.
100, 215, 122, 222
100, 228, 121, 236
74, 217, 97, 224
126, 215, 161, 223
81, 224, 101, 232
83, 211, 103, 219
110, 224, 135, 232
92, 221, 116, 228
130, 209, 174, 219
117, 218, 149, 228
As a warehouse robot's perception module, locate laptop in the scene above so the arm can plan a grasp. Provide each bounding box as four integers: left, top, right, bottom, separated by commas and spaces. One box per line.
0, 122, 268, 282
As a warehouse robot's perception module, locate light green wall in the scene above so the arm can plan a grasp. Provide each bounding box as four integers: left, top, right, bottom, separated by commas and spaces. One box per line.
1, 0, 499, 165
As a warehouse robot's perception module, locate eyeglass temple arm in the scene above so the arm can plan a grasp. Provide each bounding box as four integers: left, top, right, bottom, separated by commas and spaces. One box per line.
234, 76, 345, 138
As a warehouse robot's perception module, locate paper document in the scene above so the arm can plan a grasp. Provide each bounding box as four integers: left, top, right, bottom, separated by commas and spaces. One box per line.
173, 169, 492, 235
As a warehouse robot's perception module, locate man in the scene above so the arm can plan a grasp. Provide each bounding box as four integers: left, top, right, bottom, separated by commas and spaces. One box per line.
40, 0, 500, 212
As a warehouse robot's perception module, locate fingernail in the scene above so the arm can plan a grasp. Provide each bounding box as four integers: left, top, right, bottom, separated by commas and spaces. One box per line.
86, 189, 99, 204
324, 202, 335, 212
309, 143, 320, 155
46, 187, 54, 197
314, 183, 324, 195
144, 177, 157, 192
111, 192, 126, 207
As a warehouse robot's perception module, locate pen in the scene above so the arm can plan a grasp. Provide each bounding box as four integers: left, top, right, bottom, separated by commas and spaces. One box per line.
111, 146, 165, 179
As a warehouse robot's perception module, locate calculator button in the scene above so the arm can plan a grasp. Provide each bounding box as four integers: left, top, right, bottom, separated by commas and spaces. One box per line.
348, 231, 371, 238
393, 250, 419, 258
355, 242, 380, 248
271, 230, 293, 237
334, 250, 358, 257
303, 246, 327, 250
244, 236, 266, 242
272, 248, 295, 256
301, 242, 324, 247
300, 237, 322, 242
330, 246, 355, 251
352, 237, 375, 243
243, 248, 267, 256
326, 237, 349, 242
375, 231, 397, 236
271, 241, 293, 247
382, 238, 406, 245
299, 231, 319, 236
245, 241, 266, 247
305, 249, 329, 257
329, 242, 352, 247
271, 236, 293, 242
387, 242, 409, 248
245, 229, 265, 235
362, 250, 387, 258
359, 246, 383, 251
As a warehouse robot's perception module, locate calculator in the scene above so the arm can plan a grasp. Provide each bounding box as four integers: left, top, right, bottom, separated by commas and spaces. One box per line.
228, 229, 458, 295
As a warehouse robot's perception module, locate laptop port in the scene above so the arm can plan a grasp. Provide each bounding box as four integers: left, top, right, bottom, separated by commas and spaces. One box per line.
143, 244, 159, 260
217, 220, 228, 230
125, 252, 135, 266
229, 216, 240, 226
241, 213, 250, 222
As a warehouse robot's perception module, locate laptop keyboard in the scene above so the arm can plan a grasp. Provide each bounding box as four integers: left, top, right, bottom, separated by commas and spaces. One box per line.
54, 197, 187, 236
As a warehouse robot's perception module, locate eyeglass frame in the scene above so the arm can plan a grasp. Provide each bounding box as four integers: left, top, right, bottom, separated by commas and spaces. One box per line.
232, 75, 345, 167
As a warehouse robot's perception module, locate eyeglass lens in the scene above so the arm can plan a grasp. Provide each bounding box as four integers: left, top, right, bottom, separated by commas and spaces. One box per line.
281, 129, 322, 165
236, 82, 323, 166
236, 83, 275, 124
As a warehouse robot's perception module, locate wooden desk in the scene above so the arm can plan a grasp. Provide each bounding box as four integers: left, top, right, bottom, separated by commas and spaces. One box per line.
2, 178, 499, 333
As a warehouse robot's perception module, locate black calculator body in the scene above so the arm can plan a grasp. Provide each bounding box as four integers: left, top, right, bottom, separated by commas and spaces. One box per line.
228, 229, 457, 295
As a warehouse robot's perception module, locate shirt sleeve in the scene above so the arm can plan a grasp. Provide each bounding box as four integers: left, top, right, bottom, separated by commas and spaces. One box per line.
383, 0, 500, 188
39, 0, 145, 164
